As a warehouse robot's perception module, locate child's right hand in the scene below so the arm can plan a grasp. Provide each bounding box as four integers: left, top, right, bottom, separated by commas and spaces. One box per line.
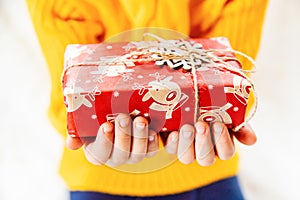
66, 114, 159, 166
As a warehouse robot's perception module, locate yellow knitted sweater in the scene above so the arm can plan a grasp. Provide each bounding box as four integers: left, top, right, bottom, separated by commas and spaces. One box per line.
26, 0, 268, 196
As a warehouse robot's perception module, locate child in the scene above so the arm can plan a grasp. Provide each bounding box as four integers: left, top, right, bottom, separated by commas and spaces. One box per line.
26, 0, 268, 199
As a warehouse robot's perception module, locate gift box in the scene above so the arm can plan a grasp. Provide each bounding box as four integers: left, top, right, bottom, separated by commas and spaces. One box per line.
62, 35, 256, 138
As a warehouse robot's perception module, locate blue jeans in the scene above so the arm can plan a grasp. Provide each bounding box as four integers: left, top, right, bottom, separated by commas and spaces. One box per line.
70, 176, 244, 200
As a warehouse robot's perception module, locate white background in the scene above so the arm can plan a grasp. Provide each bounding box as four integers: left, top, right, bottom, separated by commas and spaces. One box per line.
1, 0, 300, 199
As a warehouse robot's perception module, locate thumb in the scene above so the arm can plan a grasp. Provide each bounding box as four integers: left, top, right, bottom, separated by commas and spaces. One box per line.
232, 124, 257, 146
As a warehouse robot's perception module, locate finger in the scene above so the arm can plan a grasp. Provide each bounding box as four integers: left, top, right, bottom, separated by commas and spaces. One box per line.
66, 136, 84, 150
127, 117, 148, 164
146, 130, 159, 158
233, 124, 257, 145
83, 122, 114, 165
177, 124, 195, 164
195, 121, 216, 166
109, 114, 132, 166
164, 131, 179, 154
213, 122, 235, 160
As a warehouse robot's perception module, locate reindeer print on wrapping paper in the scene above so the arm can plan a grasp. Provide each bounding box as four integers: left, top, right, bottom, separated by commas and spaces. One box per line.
141, 75, 189, 119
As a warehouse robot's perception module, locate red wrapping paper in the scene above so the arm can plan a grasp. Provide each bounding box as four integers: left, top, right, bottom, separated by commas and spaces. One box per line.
62, 37, 253, 138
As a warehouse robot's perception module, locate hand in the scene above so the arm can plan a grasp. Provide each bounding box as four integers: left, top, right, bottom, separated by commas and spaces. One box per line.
66, 114, 158, 167
164, 121, 257, 166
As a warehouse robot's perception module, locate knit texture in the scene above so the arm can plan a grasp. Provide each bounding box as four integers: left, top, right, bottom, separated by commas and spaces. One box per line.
26, 0, 268, 196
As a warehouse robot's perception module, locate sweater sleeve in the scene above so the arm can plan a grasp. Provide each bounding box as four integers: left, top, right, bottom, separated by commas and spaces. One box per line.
26, 0, 104, 137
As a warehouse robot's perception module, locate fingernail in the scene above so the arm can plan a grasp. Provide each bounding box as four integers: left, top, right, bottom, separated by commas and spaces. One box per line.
183, 131, 192, 138
195, 124, 205, 134
171, 134, 178, 142
103, 126, 112, 133
213, 123, 223, 132
149, 135, 155, 142
135, 122, 145, 130
119, 117, 130, 128
213, 123, 223, 139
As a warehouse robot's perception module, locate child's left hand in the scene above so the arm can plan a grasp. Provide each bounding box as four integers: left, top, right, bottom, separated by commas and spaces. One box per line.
164, 121, 257, 166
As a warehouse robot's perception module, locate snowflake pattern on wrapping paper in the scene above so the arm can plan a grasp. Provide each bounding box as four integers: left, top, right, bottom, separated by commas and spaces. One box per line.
92, 64, 134, 77
233, 107, 239, 112
113, 91, 120, 97
89, 75, 105, 84
149, 72, 166, 81
208, 84, 214, 90
184, 107, 191, 112
122, 73, 133, 81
